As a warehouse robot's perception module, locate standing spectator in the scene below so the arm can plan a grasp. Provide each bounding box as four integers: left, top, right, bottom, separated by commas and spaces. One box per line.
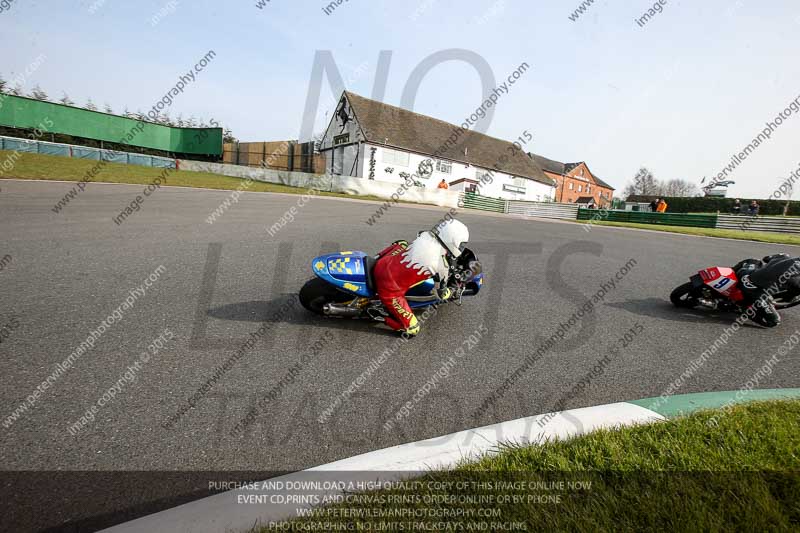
748, 200, 760, 216
732, 199, 742, 215
437, 179, 449, 190
649, 198, 659, 212
657, 198, 668, 213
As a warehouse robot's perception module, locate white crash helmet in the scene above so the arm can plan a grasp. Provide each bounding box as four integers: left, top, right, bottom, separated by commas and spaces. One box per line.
431, 218, 469, 258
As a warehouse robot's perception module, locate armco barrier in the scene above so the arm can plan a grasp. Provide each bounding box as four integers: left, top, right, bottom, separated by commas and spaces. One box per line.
716, 214, 800, 234
0, 135, 176, 169
459, 194, 578, 220
507, 200, 578, 220
461, 192, 506, 213
577, 209, 718, 228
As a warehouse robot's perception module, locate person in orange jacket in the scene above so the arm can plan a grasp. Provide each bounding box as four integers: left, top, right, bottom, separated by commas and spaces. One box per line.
437, 179, 449, 190
656, 199, 668, 213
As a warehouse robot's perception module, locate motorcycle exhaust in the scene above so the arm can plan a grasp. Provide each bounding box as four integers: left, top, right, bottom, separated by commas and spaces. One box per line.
323, 303, 363, 317
698, 297, 717, 309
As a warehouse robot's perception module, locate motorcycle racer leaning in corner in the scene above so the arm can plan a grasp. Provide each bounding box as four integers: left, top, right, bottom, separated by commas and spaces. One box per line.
732, 253, 800, 327
373, 218, 469, 336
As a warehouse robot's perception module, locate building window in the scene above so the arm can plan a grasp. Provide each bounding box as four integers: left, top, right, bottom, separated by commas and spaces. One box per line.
436, 160, 453, 174
503, 183, 526, 194
382, 148, 409, 167
578, 185, 582, 192
586, 185, 591, 193
568, 182, 574, 190
513, 177, 526, 188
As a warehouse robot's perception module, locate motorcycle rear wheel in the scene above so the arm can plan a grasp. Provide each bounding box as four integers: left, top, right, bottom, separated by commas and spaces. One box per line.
670, 282, 700, 308
299, 277, 356, 314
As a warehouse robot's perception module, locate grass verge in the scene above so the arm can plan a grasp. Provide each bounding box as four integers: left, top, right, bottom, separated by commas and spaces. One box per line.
0, 150, 386, 202
579, 219, 800, 245
264, 400, 800, 531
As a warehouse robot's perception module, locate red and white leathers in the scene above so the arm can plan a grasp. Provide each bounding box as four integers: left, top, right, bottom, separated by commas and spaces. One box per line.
373, 232, 450, 335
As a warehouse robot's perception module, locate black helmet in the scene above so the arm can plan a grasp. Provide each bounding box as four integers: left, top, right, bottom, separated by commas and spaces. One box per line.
763, 253, 790, 264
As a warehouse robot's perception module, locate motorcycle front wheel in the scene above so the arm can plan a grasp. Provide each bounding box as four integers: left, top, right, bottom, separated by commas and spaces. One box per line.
773, 293, 800, 310
299, 277, 356, 314
670, 282, 700, 308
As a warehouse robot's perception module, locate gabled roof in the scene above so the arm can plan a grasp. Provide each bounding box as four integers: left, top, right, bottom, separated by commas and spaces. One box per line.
575, 196, 596, 203
533, 156, 616, 191
342, 92, 554, 187
531, 154, 566, 175
593, 175, 615, 190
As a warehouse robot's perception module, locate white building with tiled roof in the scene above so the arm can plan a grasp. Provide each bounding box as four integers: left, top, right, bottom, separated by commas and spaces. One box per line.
319, 92, 556, 202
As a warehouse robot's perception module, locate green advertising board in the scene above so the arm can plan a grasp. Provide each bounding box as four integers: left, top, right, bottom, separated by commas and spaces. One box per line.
0, 94, 222, 156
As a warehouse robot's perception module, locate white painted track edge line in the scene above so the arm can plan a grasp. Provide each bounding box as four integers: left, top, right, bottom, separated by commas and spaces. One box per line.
102, 401, 664, 533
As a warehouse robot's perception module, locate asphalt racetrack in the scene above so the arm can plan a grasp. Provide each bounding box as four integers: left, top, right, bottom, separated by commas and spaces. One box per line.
2, 180, 800, 530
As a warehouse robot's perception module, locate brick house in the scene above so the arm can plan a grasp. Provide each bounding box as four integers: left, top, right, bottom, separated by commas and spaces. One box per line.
531, 154, 615, 207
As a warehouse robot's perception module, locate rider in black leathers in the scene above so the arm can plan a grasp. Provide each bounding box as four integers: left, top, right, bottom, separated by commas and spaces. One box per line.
733, 253, 800, 327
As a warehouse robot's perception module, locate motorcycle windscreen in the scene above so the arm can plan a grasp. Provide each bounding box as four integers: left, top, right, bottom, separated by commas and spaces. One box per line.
311, 251, 373, 297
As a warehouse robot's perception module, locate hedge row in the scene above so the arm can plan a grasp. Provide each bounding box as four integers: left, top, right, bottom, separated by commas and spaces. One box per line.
626, 196, 800, 216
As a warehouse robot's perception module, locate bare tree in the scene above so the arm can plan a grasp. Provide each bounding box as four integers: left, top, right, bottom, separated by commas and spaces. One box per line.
30, 85, 49, 101
10, 84, 23, 96
0, 75, 7, 93
85, 98, 98, 111
223, 127, 237, 143
663, 178, 699, 197
59, 92, 75, 106
103, 102, 114, 114
624, 167, 659, 197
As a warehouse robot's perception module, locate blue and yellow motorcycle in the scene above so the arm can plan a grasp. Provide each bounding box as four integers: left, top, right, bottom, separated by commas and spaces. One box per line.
299, 247, 484, 320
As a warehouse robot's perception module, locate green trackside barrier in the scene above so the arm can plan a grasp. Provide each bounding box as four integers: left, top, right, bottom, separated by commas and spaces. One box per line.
0, 94, 222, 156
577, 208, 718, 228
462, 192, 506, 213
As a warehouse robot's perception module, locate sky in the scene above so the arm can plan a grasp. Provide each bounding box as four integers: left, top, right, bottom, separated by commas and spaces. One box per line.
1, 0, 800, 198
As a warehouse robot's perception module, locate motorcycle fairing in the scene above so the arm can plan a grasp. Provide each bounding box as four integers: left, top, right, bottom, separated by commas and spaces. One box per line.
699, 266, 745, 302
311, 251, 486, 306
312, 251, 372, 297
468, 273, 484, 295
406, 278, 438, 308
